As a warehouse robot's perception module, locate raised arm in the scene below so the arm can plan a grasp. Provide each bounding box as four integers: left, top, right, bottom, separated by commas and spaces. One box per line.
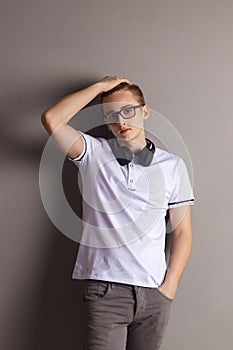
41, 76, 130, 159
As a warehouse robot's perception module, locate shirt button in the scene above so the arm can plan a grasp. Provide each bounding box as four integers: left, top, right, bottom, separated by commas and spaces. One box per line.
129, 179, 134, 183
130, 164, 134, 167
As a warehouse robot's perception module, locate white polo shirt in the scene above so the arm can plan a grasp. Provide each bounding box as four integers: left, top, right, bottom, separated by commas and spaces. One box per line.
67, 131, 195, 288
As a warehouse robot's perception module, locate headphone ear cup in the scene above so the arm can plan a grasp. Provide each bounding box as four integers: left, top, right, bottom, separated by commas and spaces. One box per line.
137, 138, 155, 166
137, 147, 154, 166
108, 138, 133, 166
115, 146, 133, 166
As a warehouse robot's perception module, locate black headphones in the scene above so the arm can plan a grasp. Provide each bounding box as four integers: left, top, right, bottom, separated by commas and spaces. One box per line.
108, 137, 155, 166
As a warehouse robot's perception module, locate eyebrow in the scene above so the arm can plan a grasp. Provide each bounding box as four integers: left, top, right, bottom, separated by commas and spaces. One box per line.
104, 104, 134, 117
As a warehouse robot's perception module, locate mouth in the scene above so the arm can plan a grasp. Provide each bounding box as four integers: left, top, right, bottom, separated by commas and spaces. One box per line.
120, 128, 131, 134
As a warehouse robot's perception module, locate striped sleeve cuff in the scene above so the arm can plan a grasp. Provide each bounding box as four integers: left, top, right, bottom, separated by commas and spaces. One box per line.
168, 198, 195, 208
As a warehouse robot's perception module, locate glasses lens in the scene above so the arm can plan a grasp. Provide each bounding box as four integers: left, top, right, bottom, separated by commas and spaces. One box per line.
120, 107, 135, 119
105, 106, 139, 123
106, 113, 118, 123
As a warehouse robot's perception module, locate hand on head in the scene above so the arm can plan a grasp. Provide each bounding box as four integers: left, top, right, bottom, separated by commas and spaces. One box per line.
99, 75, 131, 92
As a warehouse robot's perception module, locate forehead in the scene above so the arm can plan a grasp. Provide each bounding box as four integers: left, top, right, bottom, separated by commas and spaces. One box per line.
102, 90, 138, 113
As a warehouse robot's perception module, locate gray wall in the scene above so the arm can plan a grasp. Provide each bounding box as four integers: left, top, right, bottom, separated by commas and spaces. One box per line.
1, 0, 233, 349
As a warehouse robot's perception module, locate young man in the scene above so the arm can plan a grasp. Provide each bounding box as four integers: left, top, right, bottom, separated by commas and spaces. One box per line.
41, 75, 195, 350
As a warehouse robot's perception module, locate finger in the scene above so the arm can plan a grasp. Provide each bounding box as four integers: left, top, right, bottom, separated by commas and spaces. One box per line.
118, 77, 131, 83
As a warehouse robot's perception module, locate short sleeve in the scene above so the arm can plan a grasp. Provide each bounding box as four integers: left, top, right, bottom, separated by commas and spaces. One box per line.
66, 131, 105, 168
168, 157, 195, 208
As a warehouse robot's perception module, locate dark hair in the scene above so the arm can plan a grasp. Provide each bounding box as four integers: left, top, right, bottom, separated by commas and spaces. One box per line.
100, 82, 146, 105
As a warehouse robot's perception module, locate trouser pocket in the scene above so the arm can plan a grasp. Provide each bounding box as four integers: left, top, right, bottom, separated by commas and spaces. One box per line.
154, 287, 174, 302
82, 279, 111, 303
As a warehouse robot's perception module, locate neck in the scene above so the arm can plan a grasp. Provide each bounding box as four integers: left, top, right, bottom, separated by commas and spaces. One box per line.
116, 132, 147, 154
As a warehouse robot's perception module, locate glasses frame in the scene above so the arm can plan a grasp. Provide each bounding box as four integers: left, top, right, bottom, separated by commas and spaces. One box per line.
103, 104, 145, 123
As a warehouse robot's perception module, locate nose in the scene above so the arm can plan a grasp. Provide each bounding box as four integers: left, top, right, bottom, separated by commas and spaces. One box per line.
117, 114, 126, 125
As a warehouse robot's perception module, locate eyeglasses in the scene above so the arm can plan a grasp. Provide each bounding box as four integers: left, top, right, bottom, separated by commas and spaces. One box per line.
104, 104, 145, 123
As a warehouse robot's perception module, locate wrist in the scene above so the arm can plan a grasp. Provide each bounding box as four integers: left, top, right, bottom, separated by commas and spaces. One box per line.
158, 279, 178, 300
93, 81, 105, 95
164, 269, 180, 287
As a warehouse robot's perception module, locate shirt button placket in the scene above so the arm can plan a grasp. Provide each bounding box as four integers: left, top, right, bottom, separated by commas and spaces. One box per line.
128, 163, 135, 191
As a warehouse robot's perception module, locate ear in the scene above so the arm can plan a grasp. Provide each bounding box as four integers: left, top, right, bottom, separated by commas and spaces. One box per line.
143, 104, 150, 120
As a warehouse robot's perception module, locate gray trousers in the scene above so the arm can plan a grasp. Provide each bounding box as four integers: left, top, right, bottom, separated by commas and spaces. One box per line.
80, 279, 173, 350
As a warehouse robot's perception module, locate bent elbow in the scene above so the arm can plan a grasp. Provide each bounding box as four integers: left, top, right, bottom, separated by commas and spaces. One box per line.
41, 110, 56, 135
41, 109, 51, 125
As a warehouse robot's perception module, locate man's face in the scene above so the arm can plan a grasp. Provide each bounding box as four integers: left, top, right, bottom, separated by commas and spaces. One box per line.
102, 90, 149, 141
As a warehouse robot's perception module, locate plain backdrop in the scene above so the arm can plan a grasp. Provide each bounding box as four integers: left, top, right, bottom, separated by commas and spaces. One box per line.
1, 0, 233, 349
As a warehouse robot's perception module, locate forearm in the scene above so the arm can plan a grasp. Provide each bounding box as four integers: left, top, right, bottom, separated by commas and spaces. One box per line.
158, 206, 193, 299
41, 81, 103, 128
165, 228, 192, 288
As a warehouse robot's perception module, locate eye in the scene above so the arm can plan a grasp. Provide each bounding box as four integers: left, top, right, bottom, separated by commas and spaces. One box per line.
108, 113, 118, 122
122, 108, 133, 115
